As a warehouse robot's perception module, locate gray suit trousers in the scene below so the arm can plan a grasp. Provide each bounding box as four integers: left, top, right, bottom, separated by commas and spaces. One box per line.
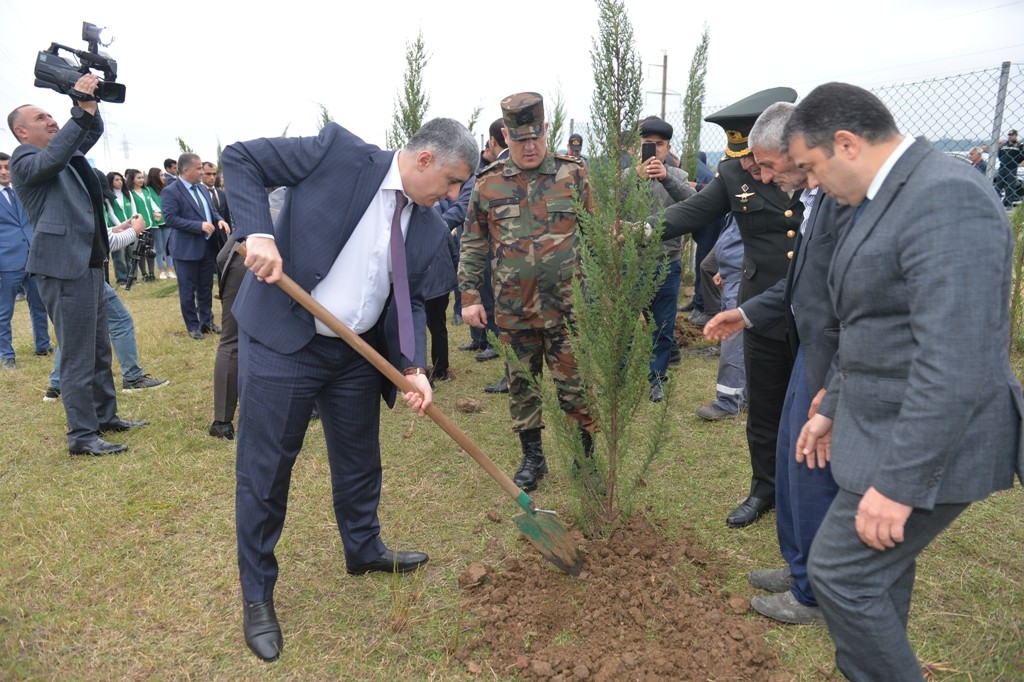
37, 268, 117, 447
808, 489, 968, 681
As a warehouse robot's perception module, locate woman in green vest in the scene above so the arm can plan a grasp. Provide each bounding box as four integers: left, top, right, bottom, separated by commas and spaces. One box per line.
125, 168, 158, 282
145, 168, 175, 280
105, 171, 134, 285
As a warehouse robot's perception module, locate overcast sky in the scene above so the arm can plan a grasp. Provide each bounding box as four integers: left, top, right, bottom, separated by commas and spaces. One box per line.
1, 0, 1022, 173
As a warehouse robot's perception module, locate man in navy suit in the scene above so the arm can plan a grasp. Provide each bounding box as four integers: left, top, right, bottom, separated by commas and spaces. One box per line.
0, 151, 52, 368
162, 153, 231, 339
221, 117, 476, 662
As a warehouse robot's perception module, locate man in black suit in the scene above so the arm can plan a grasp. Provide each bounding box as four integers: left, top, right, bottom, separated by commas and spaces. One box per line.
162, 158, 177, 187
162, 153, 230, 339
222, 118, 476, 662
705, 102, 850, 625
8, 74, 147, 456
652, 87, 803, 528
202, 161, 231, 227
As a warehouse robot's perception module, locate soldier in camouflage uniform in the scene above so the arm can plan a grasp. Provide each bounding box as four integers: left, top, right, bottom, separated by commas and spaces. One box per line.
459, 92, 596, 492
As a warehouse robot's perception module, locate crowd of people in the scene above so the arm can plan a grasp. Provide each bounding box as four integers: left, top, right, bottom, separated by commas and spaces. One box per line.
4, 73, 1021, 680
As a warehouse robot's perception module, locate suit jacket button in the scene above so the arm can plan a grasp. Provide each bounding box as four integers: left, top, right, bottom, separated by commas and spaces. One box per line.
784, 209, 793, 218
787, 251, 794, 260
787, 230, 796, 238
314, 273, 323, 280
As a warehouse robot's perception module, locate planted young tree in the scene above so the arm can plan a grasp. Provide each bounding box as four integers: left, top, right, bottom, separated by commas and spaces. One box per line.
523, 0, 671, 535
176, 137, 193, 154
385, 31, 430, 149
467, 104, 483, 135
680, 25, 710, 179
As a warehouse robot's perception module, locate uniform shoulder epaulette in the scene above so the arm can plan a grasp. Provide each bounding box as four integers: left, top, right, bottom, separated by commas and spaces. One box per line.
476, 159, 504, 178
554, 153, 585, 165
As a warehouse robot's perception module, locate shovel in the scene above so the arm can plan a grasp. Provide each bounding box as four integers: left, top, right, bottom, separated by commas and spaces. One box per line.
236, 245, 583, 576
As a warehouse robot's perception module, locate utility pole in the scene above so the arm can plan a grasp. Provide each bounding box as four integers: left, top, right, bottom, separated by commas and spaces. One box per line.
646, 52, 676, 118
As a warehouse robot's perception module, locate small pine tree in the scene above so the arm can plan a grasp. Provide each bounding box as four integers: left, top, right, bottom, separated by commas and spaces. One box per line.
176, 137, 193, 154
681, 26, 710, 179
385, 31, 431, 149
467, 105, 483, 135
523, 0, 671, 536
316, 103, 334, 132
547, 84, 567, 153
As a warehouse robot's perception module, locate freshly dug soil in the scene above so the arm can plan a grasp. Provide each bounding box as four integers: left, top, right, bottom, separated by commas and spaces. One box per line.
456, 515, 783, 681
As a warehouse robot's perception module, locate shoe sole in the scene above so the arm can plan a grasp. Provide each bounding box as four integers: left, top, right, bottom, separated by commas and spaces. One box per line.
122, 381, 169, 393
43, 395, 60, 402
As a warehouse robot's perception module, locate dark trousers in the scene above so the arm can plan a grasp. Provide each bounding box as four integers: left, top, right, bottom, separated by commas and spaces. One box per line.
235, 330, 387, 602
470, 262, 499, 348
37, 269, 117, 448
809, 489, 968, 681
690, 219, 724, 312
743, 329, 794, 500
775, 348, 838, 606
425, 293, 450, 379
175, 252, 216, 333
213, 254, 245, 423
647, 260, 681, 384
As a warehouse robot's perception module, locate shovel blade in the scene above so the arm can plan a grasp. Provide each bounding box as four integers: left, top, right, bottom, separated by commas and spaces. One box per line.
513, 504, 583, 577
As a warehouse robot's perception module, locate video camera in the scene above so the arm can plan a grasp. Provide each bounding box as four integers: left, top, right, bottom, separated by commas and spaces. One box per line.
124, 229, 156, 290
34, 22, 125, 104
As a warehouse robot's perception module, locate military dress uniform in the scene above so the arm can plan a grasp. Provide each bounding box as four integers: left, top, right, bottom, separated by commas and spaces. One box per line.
653, 87, 802, 528
459, 92, 596, 492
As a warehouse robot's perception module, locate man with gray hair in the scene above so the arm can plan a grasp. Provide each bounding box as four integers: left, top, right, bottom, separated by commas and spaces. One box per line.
705, 101, 847, 625
222, 117, 475, 662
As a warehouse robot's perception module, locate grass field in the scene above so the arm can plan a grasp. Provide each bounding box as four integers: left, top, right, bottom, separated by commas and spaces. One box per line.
1, 280, 1021, 680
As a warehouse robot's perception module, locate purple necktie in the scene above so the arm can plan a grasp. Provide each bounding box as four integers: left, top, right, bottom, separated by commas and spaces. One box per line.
390, 191, 414, 360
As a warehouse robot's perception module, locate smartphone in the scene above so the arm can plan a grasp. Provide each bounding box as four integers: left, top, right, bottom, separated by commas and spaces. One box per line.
641, 141, 656, 162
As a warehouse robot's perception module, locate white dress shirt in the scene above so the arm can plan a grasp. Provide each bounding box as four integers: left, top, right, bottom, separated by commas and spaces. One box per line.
311, 153, 411, 336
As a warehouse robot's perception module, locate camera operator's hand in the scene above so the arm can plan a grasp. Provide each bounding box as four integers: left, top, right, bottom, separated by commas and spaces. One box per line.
217, 219, 232, 236
72, 74, 100, 114
200, 221, 216, 236
244, 236, 283, 284
128, 214, 145, 235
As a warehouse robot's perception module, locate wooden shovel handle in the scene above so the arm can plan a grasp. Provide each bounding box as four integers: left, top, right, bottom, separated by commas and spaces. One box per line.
236, 243, 528, 505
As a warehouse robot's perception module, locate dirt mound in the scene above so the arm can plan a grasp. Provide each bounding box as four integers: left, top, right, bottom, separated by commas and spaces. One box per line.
456, 516, 781, 680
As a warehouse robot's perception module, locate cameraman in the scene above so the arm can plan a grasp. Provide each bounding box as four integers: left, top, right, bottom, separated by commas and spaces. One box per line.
8, 73, 148, 456
45, 182, 169, 399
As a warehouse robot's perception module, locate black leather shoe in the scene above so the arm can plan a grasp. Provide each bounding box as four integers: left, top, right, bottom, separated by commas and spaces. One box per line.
475, 347, 499, 362
69, 438, 128, 456
346, 549, 429, 575
209, 420, 235, 440
190, 330, 204, 340
34, 348, 54, 356
726, 496, 774, 528
649, 383, 665, 402
483, 377, 509, 393
202, 323, 222, 335
99, 418, 149, 433
243, 599, 283, 662
457, 341, 483, 351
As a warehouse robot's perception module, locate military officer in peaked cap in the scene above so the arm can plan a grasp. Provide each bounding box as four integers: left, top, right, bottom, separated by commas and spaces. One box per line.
459, 92, 599, 494
651, 87, 803, 528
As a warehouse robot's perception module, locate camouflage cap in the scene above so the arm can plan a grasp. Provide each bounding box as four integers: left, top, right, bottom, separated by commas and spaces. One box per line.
501, 92, 545, 141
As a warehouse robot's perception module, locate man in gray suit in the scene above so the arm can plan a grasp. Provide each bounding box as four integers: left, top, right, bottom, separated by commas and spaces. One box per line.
8, 74, 148, 456
789, 82, 1022, 680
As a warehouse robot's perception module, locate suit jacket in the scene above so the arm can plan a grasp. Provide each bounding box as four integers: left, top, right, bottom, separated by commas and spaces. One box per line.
655, 157, 802, 340
818, 138, 1023, 507
0, 186, 33, 271
10, 108, 105, 279
741, 192, 853, 392
221, 122, 447, 406
162, 179, 225, 261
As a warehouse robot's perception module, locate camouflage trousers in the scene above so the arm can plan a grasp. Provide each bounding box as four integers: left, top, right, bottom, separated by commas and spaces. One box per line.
499, 325, 595, 434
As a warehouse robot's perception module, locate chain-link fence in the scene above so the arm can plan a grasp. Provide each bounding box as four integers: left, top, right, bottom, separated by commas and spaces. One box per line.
655, 62, 1024, 191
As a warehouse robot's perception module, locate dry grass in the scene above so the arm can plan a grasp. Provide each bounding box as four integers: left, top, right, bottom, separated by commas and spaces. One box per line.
0, 281, 1021, 680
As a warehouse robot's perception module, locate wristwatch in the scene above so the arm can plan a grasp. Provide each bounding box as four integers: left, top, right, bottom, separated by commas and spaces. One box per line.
70, 105, 89, 121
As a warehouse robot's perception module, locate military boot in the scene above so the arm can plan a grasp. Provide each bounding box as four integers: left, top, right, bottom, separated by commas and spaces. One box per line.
574, 428, 606, 495
514, 428, 547, 492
